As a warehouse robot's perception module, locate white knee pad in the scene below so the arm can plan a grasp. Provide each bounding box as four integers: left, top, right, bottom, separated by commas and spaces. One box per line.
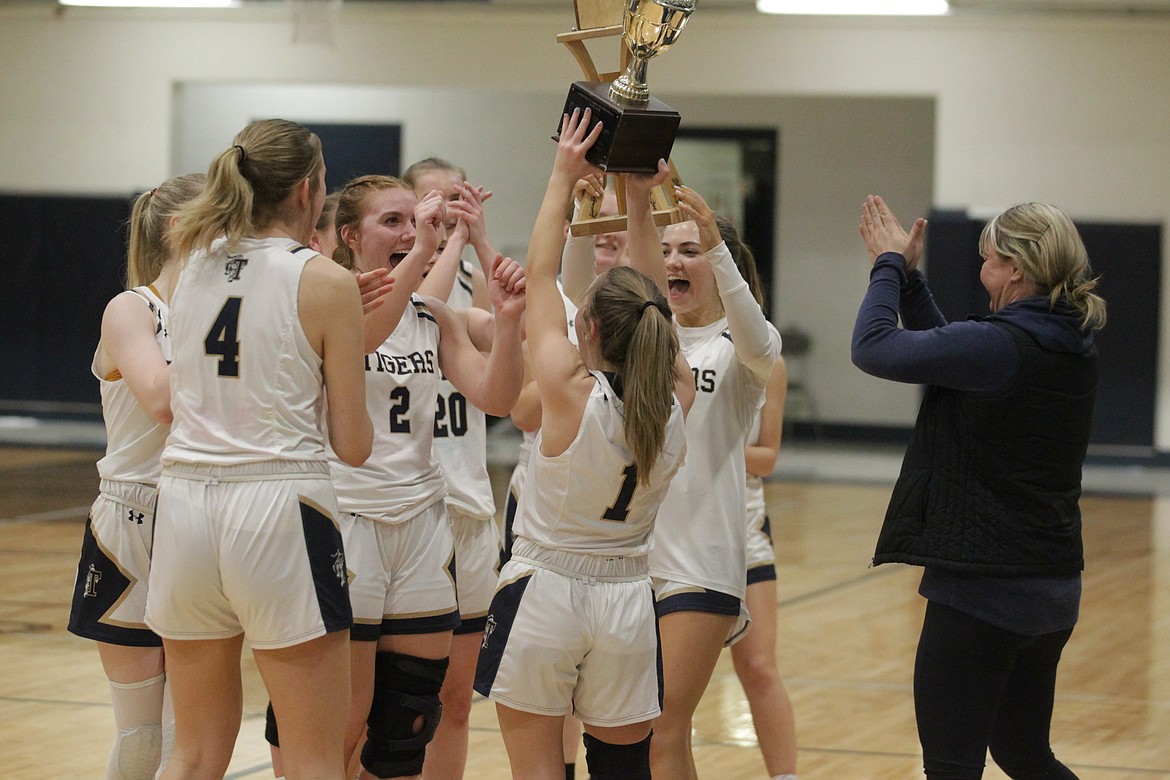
108, 722, 163, 780
107, 673, 165, 780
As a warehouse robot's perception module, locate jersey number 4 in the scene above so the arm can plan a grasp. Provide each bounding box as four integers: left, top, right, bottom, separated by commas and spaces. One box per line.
205, 297, 243, 378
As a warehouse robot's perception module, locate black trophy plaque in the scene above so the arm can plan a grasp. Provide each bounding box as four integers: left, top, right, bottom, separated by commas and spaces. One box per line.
558, 81, 681, 174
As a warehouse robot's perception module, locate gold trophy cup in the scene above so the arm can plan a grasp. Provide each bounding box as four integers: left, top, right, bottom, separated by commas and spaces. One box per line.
558, 0, 697, 173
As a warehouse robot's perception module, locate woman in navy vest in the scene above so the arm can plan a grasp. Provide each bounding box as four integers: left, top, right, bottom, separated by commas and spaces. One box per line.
852, 196, 1106, 780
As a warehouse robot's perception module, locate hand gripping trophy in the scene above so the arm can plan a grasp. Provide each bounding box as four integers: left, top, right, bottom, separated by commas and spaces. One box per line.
557, 0, 697, 234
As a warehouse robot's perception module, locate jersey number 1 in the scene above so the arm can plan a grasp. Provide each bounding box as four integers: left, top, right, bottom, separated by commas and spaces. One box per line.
602, 463, 638, 523
205, 297, 242, 377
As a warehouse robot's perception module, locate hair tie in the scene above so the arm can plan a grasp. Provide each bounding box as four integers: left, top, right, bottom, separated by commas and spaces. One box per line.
233, 144, 248, 165
641, 300, 667, 318
149, 187, 158, 197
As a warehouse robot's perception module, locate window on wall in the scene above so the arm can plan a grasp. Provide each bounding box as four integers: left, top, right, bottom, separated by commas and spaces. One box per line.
304, 123, 403, 193
0, 194, 129, 414
671, 128, 778, 318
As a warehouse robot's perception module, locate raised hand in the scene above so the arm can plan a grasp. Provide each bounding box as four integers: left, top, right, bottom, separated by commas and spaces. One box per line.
354, 267, 394, 315
574, 173, 606, 203
573, 173, 607, 220
553, 108, 605, 186
628, 158, 671, 194
859, 195, 926, 272
673, 185, 722, 251
413, 189, 448, 258
446, 182, 492, 246
489, 253, 527, 321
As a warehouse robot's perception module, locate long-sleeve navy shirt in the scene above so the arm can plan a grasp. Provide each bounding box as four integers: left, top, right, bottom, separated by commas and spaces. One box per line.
851, 252, 1091, 635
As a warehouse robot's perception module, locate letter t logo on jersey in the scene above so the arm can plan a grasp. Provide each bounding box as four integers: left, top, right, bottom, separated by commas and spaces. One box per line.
224, 255, 249, 282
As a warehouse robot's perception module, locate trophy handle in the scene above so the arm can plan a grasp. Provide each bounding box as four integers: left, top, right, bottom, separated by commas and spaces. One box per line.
573, 0, 624, 29
556, 25, 624, 83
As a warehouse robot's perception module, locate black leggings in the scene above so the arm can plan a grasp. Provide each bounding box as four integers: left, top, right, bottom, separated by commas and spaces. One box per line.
914, 601, 1079, 780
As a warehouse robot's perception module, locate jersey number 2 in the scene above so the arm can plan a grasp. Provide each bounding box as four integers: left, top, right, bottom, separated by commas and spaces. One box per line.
389, 387, 411, 433
205, 297, 242, 377
602, 463, 638, 523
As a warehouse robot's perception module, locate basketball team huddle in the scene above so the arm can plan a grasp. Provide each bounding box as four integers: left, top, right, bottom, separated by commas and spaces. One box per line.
67, 108, 796, 780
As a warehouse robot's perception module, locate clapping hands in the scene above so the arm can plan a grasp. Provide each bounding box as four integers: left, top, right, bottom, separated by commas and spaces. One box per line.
859, 195, 926, 272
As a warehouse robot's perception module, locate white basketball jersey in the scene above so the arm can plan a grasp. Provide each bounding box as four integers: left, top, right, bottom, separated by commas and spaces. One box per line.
650, 318, 780, 599
516, 371, 686, 557
164, 237, 326, 466
329, 295, 446, 523
94, 286, 172, 485
433, 260, 494, 519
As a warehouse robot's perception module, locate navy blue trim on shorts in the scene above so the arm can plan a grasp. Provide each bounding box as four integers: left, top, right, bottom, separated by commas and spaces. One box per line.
351, 622, 382, 642
654, 587, 741, 618
300, 500, 353, 635
67, 516, 162, 648
454, 614, 489, 636
747, 564, 777, 585
473, 572, 533, 698
380, 609, 461, 636
652, 588, 665, 710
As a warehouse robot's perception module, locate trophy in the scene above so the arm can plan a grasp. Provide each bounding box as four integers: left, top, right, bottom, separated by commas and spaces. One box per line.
558, 0, 697, 174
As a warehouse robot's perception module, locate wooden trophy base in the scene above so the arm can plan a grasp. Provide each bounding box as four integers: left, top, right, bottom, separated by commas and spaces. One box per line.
558, 81, 681, 174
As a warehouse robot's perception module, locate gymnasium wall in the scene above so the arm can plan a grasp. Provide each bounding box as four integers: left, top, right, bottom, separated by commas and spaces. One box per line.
0, 5, 1167, 453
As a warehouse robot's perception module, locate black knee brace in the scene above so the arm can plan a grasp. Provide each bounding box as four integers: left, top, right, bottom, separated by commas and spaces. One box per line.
583, 732, 652, 780
360, 652, 449, 779
264, 701, 279, 747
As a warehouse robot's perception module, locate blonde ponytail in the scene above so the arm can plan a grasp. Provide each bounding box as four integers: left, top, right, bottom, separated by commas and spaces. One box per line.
588, 266, 680, 485
171, 119, 322, 262
979, 202, 1107, 332
125, 173, 204, 288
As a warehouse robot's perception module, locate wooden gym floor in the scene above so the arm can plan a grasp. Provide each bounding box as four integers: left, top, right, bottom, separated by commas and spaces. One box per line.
1, 443, 1168, 779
